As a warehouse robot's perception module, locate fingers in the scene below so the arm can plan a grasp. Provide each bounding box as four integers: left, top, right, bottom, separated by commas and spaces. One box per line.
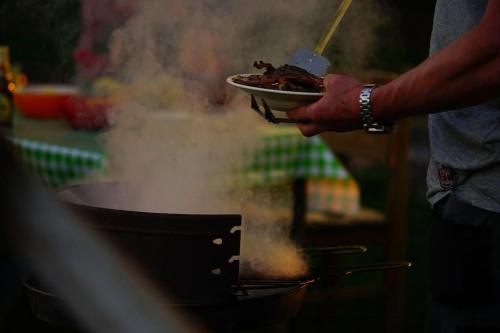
290, 74, 362, 136
296, 122, 322, 137
289, 75, 345, 135
288, 95, 323, 135
287, 104, 314, 123
288, 105, 320, 136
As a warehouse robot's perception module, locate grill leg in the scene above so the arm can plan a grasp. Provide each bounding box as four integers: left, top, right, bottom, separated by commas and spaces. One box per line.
291, 178, 306, 242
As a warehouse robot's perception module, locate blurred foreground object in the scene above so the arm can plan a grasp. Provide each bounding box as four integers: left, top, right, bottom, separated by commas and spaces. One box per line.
0, 137, 193, 333
0, 46, 15, 127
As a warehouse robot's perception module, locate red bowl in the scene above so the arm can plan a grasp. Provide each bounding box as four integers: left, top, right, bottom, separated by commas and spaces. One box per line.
14, 84, 79, 118
63, 95, 111, 130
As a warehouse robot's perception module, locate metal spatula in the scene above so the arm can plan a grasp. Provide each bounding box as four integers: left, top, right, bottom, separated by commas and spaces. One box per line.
289, 0, 353, 76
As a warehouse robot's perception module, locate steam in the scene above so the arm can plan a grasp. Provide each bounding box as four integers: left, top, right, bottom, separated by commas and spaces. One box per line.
87, 0, 384, 279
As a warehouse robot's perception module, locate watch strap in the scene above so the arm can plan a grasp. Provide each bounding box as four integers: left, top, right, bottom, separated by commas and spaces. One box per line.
359, 84, 393, 134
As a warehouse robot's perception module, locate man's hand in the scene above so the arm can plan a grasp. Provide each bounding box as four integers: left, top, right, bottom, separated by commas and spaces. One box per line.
289, 1, 500, 137
288, 75, 364, 137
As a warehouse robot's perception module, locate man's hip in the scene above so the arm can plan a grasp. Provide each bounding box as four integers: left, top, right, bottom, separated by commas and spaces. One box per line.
427, 193, 500, 332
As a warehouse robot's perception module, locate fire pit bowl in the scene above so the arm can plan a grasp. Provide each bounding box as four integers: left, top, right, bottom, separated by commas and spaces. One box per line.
56, 182, 242, 305
23, 276, 313, 332
29, 183, 412, 332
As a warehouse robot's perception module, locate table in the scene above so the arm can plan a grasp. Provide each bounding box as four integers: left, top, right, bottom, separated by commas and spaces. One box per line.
242, 126, 360, 217
10, 137, 106, 187
5, 113, 106, 187
241, 125, 360, 239
7, 115, 360, 218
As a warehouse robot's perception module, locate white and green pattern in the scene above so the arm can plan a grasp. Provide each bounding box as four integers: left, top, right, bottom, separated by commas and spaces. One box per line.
244, 134, 349, 185
10, 137, 107, 187
243, 131, 360, 215
10, 131, 359, 215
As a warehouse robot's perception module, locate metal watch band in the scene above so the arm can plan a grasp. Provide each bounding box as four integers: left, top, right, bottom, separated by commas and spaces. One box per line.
359, 84, 393, 134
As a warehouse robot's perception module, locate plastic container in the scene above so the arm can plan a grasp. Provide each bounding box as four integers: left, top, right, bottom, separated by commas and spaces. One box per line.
14, 84, 79, 118
63, 95, 110, 130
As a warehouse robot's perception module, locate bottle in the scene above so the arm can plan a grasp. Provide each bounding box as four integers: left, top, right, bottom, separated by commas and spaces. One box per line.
0, 46, 14, 127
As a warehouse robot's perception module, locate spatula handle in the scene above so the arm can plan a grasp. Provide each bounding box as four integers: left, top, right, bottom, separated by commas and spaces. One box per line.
314, 0, 353, 55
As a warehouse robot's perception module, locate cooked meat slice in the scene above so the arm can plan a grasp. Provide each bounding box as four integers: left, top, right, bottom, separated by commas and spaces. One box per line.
234, 61, 324, 92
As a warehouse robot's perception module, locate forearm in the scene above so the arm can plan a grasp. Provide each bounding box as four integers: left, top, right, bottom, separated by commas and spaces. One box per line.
372, 14, 500, 122
285, 2, 500, 137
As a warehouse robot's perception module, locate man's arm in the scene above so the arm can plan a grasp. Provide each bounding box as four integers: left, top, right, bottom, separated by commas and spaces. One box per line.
289, 1, 500, 136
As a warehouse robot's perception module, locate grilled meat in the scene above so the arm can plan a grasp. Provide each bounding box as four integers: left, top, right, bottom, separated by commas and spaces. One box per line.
233, 61, 324, 92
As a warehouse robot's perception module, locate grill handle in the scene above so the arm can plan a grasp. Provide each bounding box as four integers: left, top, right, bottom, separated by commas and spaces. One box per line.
301, 245, 368, 256
321, 261, 412, 277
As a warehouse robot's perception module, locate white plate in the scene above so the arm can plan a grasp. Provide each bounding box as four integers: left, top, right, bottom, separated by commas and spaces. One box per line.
227, 74, 323, 112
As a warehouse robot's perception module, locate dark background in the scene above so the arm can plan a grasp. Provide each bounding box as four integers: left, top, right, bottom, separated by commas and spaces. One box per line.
0, 0, 436, 82
0, 0, 81, 82
377, 0, 436, 70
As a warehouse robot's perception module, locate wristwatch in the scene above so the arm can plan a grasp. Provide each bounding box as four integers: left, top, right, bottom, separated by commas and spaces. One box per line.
359, 84, 393, 134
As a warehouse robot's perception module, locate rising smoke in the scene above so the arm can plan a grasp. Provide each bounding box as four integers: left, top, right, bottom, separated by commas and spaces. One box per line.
93, 0, 385, 279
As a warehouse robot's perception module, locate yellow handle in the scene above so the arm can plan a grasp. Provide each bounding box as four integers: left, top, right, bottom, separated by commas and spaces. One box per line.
314, 0, 353, 55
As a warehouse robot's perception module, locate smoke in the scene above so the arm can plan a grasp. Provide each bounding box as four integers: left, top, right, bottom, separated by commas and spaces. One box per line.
331, 0, 387, 73
87, 0, 385, 279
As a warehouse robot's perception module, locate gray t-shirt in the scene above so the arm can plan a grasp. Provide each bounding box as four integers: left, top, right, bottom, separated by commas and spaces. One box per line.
427, 0, 500, 213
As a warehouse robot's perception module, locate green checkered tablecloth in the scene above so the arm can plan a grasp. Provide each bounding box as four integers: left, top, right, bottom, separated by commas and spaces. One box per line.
244, 133, 349, 184
243, 128, 360, 215
9, 127, 360, 215
10, 137, 107, 187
